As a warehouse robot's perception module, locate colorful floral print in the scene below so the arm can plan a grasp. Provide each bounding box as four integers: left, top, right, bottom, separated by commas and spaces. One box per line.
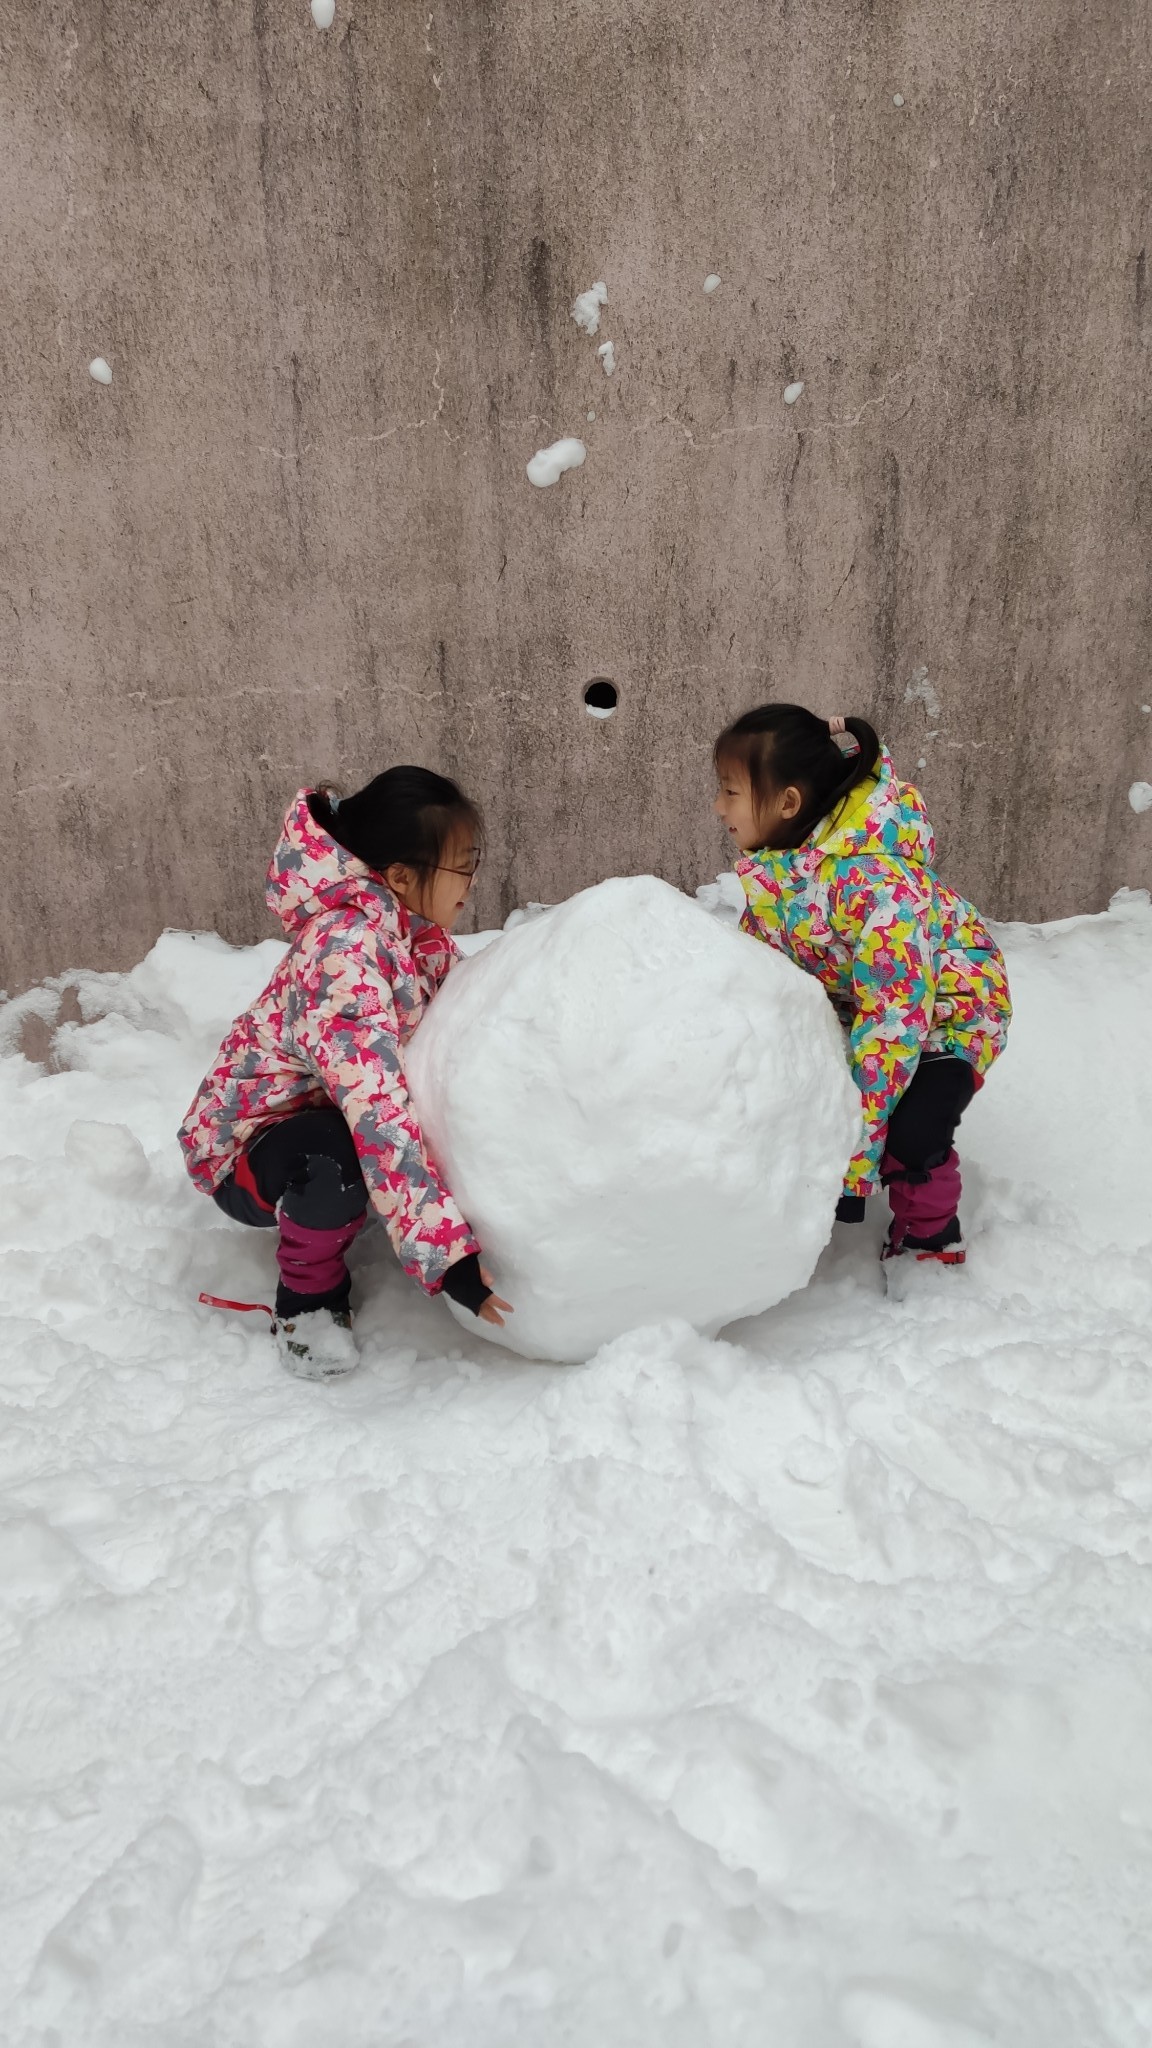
735, 752, 1012, 1195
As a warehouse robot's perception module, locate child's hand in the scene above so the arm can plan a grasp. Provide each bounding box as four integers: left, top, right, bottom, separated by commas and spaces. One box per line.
477, 1266, 513, 1327
441, 1250, 513, 1325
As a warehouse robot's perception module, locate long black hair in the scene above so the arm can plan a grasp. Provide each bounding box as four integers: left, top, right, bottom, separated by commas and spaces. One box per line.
714, 703, 881, 848
308, 766, 482, 879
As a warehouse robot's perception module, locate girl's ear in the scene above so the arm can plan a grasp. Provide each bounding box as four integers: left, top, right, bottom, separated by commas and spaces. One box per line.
780, 785, 804, 821
384, 861, 416, 902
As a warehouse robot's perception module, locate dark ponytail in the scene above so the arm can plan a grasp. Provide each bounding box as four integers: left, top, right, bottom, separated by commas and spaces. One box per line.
714, 703, 881, 848
308, 766, 482, 879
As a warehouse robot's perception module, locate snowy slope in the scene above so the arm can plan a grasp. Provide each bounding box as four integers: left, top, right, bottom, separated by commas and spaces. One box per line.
1, 888, 1151, 2047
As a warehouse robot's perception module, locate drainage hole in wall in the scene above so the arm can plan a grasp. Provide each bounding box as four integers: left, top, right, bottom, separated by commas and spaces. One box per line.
584, 678, 618, 719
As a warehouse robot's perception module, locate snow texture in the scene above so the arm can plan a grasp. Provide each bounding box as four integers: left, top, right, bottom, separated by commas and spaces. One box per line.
570, 282, 608, 335
407, 876, 859, 1360
893, 92, 905, 106
64, 1118, 149, 1196
310, 0, 336, 25
1128, 781, 1152, 813
87, 358, 112, 385
703, 273, 722, 293
784, 380, 805, 405
526, 436, 587, 488
597, 340, 617, 375
2, 887, 1152, 2045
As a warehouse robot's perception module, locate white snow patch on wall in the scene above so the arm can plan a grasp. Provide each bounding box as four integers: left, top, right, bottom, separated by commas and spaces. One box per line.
571, 282, 608, 335
526, 437, 587, 488
783, 380, 805, 405
88, 358, 112, 385
905, 664, 942, 721
1129, 781, 1152, 813
703, 274, 722, 294
597, 341, 617, 376
311, 0, 336, 26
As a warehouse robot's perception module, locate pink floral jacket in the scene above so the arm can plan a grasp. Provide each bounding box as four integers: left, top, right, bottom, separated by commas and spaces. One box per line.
178, 791, 479, 1293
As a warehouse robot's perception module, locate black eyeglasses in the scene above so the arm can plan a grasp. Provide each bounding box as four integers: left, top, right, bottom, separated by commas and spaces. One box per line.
435, 849, 483, 881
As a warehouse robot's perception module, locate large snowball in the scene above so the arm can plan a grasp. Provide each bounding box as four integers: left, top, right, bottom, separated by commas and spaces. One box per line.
407, 877, 861, 1362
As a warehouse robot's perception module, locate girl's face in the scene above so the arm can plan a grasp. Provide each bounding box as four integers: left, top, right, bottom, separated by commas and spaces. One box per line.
714, 761, 803, 852
386, 830, 482, 932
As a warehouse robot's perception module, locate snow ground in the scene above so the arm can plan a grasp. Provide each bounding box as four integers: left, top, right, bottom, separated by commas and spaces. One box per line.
1, 882, 1151, 2047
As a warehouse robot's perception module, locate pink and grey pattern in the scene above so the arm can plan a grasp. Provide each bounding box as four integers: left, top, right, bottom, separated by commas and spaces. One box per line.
735, 750, 1012, 1196
179, 791, 479, 1293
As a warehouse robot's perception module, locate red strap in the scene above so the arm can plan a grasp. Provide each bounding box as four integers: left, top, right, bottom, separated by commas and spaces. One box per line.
198, 1292, 275, 1321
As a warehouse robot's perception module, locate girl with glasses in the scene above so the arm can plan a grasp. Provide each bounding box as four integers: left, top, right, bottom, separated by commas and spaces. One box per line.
179, 766, 511, 1376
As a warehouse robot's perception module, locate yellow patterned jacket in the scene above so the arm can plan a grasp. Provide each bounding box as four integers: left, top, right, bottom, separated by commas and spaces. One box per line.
735, 752, 1012, 1194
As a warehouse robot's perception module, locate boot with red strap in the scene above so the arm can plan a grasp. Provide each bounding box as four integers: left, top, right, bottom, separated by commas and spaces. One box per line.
880, 1149, 967, 1273
198, 1292, 359, 1380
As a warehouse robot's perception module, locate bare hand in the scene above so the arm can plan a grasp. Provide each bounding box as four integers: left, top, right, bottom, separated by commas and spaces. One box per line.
477, 1265, 513, 1327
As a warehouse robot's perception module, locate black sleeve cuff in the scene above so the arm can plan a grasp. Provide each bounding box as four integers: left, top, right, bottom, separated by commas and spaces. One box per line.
440, 1252, 491, 1316
835, 1194, 868, 1223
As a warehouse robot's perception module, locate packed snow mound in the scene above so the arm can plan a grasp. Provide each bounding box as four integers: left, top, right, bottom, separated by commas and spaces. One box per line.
4, 891, 1152, 2040
407, 876, 860, 1361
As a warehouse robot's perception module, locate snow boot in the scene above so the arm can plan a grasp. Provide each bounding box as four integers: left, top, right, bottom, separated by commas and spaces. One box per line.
881, 1213, 966, 1266
881, 1215, 966, 1298
274, 1306, 359, 1381
197, 1290, 360, 1379
881, 1148, 965, 1264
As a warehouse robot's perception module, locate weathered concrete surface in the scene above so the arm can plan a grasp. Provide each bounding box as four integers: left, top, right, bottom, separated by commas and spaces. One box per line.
3, 0, 1150, 989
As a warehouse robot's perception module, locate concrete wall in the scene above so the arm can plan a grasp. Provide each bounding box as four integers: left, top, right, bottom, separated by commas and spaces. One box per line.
3, 0, 1150, 990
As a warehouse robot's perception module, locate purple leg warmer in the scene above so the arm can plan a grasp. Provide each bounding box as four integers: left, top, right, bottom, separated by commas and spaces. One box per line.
276, 1213, 366, 1302
882, 1148, 962, 1248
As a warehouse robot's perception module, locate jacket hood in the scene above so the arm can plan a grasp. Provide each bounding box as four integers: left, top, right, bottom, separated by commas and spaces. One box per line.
734, 748, 937, 891
265, 790, 412, 939
802, 748, 936, 868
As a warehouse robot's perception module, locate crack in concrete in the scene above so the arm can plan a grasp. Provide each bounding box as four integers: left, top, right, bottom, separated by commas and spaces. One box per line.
629, 373, 912, 454
258, 351, 453, 459
15, 771, 95, 800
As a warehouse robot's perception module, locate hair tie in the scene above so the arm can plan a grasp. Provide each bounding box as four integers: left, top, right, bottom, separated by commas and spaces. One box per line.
829, 717, 860, 758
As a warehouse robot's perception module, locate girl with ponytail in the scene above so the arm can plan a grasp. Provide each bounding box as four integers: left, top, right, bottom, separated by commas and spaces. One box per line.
180, 767, 512, 1376
713, 704, 1011, 1269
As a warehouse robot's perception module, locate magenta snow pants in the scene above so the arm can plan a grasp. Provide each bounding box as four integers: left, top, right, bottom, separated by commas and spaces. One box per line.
880, 1055, 977, 1248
